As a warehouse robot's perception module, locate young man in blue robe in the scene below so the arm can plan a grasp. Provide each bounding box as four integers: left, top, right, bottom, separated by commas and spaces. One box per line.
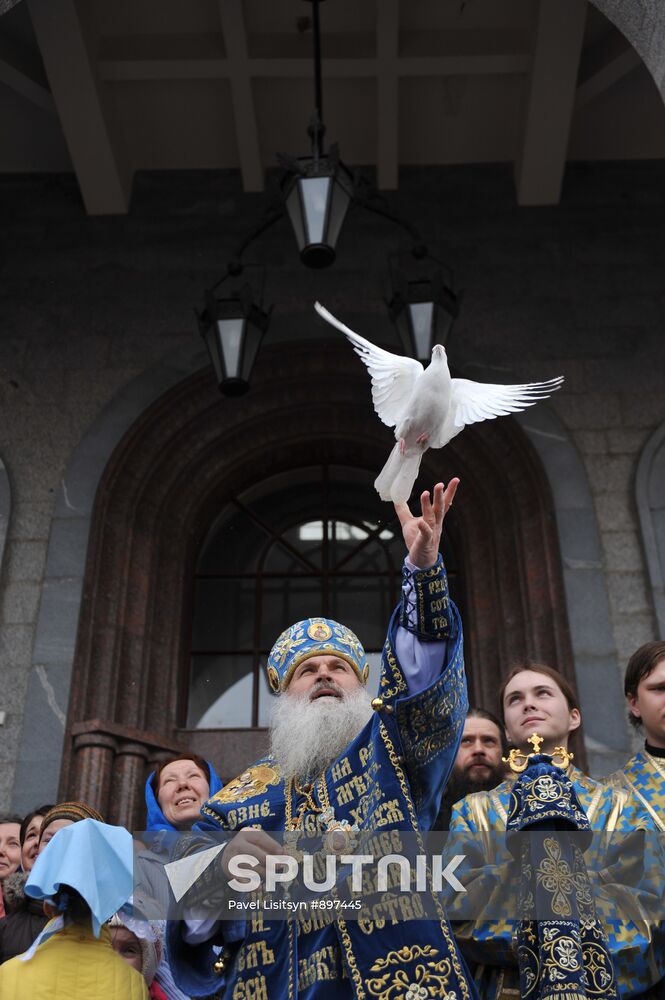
447, 663, 665, 999
168, 480, 479, 999
606, 641, 665, 831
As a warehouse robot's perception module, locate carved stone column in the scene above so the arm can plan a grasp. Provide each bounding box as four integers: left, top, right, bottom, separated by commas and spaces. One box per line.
71, 731, 117, 817
111, 740, 150, 830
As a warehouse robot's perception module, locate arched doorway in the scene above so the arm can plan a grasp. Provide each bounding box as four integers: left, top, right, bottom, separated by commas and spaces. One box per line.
60, 340, 575, 827
187, 462, 464, 732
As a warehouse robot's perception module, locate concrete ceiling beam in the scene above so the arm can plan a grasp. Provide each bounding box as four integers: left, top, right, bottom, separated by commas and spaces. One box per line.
0, 28, 55, 112
376, 0, 399, 190
576, 43, 641, 107
27, 0, 130, 214
515, 0, 587, 206
98, 54, 530, 83
218, 0, 263, 192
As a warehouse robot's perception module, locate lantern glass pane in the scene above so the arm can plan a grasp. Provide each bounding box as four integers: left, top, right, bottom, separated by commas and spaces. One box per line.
203, 325, 224, 384
217, 317, 245, 379
409, 302, 434, 360
242, 320, 264, 382
300, 176, 331, 245
327, 177, 351, 247
285, 182, 306, 251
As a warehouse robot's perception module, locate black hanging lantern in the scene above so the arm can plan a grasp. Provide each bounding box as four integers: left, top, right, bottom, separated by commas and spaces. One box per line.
280, 148, 354, 269
198, 280, 271, 396
278, 0, 355, 269
388, 251, 460, 362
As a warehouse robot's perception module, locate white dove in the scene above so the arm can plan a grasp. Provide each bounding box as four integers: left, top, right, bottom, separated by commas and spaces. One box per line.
315, 301, 564, 503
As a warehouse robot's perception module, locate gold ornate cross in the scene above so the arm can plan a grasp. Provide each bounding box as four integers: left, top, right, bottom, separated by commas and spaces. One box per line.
502, 732, 574, 773
502, 732, 544, 773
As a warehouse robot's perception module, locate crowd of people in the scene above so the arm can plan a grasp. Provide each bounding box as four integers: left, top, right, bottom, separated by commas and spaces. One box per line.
0, 480, 664, 999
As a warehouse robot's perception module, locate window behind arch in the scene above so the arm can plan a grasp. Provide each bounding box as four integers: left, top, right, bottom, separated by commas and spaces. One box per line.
188, 464, 460, 729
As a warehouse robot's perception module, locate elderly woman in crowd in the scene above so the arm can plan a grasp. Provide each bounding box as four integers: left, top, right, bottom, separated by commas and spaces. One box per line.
139, 753, 223, 910
138, 754, 222, 999
0, 816, 22, 920
0, 800, 102, 964
145, 753, 222, 832
19, 804, 53, 874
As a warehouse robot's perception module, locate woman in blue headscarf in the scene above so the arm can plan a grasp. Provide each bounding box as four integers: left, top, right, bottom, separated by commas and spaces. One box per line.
140, 755, 223, 998
145, 754, 222, 833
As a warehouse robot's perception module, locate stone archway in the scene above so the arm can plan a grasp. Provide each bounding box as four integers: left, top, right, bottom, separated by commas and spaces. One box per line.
56, 339, 576, 827
589, 1, 665, 101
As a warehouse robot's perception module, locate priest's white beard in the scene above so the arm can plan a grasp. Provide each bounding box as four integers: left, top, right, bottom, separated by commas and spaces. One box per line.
270, 682, 374, 782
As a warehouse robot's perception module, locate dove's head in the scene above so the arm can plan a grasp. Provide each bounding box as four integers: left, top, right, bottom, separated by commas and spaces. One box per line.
431, 344, 447, 361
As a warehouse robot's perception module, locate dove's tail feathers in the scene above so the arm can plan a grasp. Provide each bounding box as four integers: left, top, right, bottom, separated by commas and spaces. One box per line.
374, 443, 423, 504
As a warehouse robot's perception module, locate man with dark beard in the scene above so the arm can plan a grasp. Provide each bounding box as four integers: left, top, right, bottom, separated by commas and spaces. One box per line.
433, 709, 506, 830
168, 480, 479, 1000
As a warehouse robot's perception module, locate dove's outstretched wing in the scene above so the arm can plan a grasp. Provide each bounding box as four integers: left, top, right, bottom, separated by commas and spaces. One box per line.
315, 302, 423, 428
440, 375, 564, 442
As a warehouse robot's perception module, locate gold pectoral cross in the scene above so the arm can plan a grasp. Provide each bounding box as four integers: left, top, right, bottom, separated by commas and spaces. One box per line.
502, 732, 574, 774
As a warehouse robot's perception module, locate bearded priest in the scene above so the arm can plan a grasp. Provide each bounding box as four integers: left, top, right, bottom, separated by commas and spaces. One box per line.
167, 479, 479, 1000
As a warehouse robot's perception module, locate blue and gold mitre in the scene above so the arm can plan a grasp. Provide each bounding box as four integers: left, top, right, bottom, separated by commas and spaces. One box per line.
266, 617, 369, 693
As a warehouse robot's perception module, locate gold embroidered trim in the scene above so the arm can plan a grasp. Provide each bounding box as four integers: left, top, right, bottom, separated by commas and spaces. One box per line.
337, 916, 366, 1000
288, 917, 295, 1000
366, 944, 456, 998
284, 774, 331, 831
378, 722, 472, 1000
283, 772, 366, 995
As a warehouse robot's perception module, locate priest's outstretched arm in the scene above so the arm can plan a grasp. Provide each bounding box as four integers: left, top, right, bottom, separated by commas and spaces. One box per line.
374, 478, 469, 830
166, 479, 475, 1000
